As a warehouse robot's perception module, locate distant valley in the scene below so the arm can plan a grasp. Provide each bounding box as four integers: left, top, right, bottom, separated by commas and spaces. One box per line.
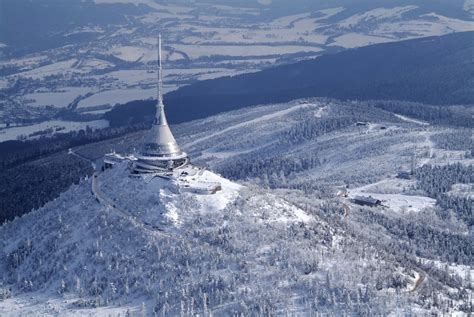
1, 0, 474, 142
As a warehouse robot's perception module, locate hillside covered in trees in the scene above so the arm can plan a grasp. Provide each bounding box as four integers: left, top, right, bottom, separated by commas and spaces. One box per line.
1, 98, 472, 315
127, 31, 474, 125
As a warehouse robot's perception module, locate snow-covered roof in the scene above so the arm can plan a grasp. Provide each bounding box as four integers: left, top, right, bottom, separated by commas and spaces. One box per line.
353, 195, 381, 205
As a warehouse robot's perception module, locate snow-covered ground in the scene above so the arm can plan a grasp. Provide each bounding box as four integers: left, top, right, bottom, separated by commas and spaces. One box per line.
184, 102, 314, 148
329, 33, 393, 48
171, 44, 323, 59
99, 68, 247, 87
346, 176, 436, 214
447, 183, 473, 199
98, 163, 310, 228
108, 46, 156, 62
0, 161, 320, 316
22, 88, 92, 108
0, 97, 471, 315
425, 259, 473, 282
0, 120, 109, 142
77, 88, 156, 110
100, 164, 242, 222
375, 14, 474, 38
0, 294, 152, 317
11, 59, 85, 80
349, 190, 436, 214
394, 114, 430, 126
337, 6, 419, 29
3, 1, 474, 127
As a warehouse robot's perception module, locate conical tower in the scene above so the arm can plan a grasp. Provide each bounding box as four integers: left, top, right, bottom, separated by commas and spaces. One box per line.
133, 35, 189, 174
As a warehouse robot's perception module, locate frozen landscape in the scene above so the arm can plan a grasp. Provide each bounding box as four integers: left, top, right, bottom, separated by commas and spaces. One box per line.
1, 0, 474, 139
0, 1, 472, 316
1, 97, 472, 315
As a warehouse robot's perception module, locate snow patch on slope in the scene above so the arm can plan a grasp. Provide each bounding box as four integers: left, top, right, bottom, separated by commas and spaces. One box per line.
337, 6, 419, 29
247, 193, 311, 224
375, 13, 474, 37
92, 0, 170, 11
193, 170, 242, 212
329, 33, 393, 48
394, 114, 429, 126
12, 60, 83, 80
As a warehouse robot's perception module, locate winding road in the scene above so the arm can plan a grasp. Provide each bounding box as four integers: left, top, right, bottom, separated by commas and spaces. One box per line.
68, 148, 169, 237
91, 171, 171, 238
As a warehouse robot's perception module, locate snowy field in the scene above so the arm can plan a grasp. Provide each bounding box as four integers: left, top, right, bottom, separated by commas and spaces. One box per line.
329, 33, 393, 48
349, 190, 436, 214
22, 88, 92, 108
3, 1, 474, 126
99, 68, 247, 87
0, 120, 109, 142
77, 88, 156, 110
171, 44, 323, 59
345, 178, 436, 214
11, 59, 85, 80
108, 46, 156, 62
336, 6, 419, 29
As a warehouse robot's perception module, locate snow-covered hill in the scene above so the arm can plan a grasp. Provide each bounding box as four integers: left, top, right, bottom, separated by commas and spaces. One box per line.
1, 0, 472, 312
1, 97, 472, 315
0, 163, 330, 316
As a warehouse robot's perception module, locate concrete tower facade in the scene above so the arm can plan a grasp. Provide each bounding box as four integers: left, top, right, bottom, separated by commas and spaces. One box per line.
132, 35, 189, 174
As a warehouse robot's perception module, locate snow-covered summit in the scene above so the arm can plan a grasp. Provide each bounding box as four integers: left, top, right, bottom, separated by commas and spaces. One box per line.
98, 163, 243, 229
0, 163, 315, 316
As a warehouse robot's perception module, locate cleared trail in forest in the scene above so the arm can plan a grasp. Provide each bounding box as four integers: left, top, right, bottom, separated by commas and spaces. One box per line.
184, 103, 313, 148
69, 149, 96, 168
91, 171, 171, 238
419, 132, 435, 167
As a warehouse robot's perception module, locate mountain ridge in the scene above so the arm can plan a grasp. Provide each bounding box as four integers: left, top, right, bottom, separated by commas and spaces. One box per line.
104, 31, 474, 128
164, 31, 474, 122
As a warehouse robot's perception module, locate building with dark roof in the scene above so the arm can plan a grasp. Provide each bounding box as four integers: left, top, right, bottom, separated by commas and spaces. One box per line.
351, 196, 382, 207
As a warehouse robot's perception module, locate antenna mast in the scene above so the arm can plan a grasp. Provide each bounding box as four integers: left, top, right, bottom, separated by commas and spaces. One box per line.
157, 34, 163, 106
